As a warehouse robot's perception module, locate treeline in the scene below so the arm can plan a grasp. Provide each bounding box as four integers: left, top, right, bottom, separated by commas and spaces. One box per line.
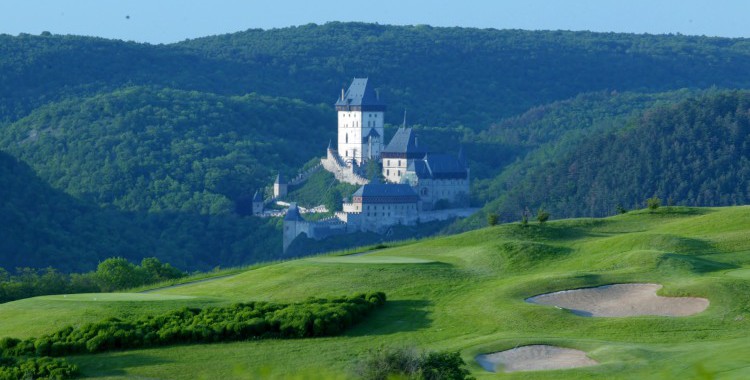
1, 293, 386, 357
474, 91, 750, 222
5, 24, 750, 130
0, 257, 185, 303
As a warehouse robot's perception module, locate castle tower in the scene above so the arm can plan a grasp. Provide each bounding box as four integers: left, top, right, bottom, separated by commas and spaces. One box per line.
335, 78, 386, 166
282, 203, 306, 252
273, 173, 287, 198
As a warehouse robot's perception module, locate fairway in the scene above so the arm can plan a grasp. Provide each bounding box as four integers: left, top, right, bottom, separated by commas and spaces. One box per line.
308, 255, 436, 264
38, 293, 197, 302
2, 206, 750, 379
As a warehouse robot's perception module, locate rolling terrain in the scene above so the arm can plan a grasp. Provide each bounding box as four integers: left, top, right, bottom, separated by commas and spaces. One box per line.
2, 206, 749, 378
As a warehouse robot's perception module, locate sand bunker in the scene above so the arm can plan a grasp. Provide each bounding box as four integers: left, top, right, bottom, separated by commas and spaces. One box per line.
476, 345, 597, 372
526, 283, 708, 317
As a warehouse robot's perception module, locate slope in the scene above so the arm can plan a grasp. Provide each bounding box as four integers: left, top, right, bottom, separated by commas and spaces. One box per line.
1, 206, 748, 379
0, 86, 333, 215
0, 150, 281, 272
467, 90, 750, 227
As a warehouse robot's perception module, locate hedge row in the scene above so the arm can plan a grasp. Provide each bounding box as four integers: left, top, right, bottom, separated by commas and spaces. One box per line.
1, 292, 386, 358
0, 356, 78, 380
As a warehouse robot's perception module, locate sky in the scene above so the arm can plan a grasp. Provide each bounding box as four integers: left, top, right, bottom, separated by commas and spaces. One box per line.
1, 0, 750, 44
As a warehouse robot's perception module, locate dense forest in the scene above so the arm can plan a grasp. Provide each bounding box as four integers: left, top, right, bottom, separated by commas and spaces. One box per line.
457, 91, 750, 228
4, 23, 750, 129
0, 151, 282, 272
2, 23, 750, 272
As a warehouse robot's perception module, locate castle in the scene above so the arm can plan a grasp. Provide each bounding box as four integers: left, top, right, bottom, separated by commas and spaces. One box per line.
284, 78, 473, 252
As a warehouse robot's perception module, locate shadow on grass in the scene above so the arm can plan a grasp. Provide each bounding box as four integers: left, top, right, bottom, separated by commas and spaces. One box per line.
347, 299, 433, 337
72, 353, 173, 378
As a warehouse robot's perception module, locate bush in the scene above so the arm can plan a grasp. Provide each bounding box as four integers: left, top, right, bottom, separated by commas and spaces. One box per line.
356, 347, 473, 380
647, 196, 661, 210
536, 207, 550, 224
487, 213, 499, 226
4, 292, 387, 358
0, 356, 78, 380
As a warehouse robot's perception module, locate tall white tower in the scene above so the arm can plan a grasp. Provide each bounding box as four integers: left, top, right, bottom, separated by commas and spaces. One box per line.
335, 78, 386, 166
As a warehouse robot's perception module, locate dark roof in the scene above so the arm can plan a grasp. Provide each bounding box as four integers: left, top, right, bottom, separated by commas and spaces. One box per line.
284, 203, 305, 221
352, 183, 419, 202
382, 127, 428, 157
408, 153, 468, 179
252, 190, 263, 202
335, 78, 385, 110
363, 128, 380, 141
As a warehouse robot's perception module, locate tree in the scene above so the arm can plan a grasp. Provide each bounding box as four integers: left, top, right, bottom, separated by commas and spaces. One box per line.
323, 188, 343, 213
616, 203, 628, 214
95, 258, 143, 291
647, 196, 661, 210
536, 207, 550, 224
487, 213, 499, 226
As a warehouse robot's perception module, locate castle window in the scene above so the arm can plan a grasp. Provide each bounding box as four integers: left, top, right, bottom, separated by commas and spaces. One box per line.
346, 133, 348, 143
386, 169, 390, 176
398, 160, 401, 166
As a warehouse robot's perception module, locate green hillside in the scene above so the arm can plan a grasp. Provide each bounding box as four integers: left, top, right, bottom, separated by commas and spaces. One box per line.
5, 24, 750, 129
2, 206, 748, 378
463, 91, 750, 228
0, 86, 333, 214
0, 150, 281, 272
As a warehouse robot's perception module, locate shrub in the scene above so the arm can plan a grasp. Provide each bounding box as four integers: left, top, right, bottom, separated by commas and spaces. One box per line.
647, 196, 661, 210
355, 347, 473, 380
487, 213, 499, 226
536, 208, 550, 224
4, 292, 386, 358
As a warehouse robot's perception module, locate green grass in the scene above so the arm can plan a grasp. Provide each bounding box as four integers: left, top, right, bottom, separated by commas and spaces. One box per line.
2, 206, 750, 379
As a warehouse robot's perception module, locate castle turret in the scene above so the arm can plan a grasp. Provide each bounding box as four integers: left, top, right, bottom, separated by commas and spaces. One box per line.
283, 203, 307, 252
273, 173, 287, 198
336, 78, 386, 166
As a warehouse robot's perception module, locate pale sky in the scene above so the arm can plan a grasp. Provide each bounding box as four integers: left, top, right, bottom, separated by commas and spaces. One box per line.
1, 0, 749, 44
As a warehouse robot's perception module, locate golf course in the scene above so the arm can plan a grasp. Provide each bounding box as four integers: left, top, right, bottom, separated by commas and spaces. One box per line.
1, 206, 749, 379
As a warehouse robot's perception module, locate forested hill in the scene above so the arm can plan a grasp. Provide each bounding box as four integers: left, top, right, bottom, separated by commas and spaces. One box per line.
0, 87, 333, 214
5, 24, 750, 128
460, 91, 750, 227
0, 150, 282, 272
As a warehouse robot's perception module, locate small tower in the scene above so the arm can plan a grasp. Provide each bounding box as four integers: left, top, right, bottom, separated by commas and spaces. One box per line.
283, 203, 307, 252
273, 173, 287, 199
252, 190, 264, 215
335, 78, 386, 166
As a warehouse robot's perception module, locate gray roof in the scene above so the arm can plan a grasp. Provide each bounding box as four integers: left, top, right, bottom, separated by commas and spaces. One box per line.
352, 183, 419, 203
252, 190, 263, 202
382, 127, 428, 157
408, 153, 468, 180
335, 78, 385, 110
284, 203, 305, 221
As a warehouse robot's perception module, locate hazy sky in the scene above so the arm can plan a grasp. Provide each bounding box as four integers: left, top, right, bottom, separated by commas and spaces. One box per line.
2, 0, 750, 44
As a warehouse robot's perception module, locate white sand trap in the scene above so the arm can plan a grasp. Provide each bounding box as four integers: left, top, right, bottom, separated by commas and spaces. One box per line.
526, 283, 709, 317
476, 345, 597, 372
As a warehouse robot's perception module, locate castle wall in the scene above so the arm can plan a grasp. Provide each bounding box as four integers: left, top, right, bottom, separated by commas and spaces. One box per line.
382, 156, 410, 183
416, 178, 470, 210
